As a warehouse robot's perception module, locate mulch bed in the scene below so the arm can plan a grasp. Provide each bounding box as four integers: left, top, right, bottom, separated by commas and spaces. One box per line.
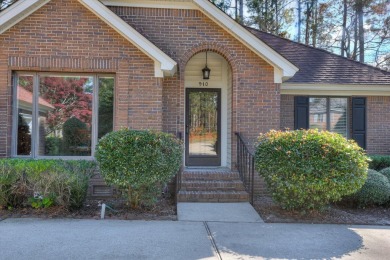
0, 196, 177, 221
254, 195, 390, 225
2, 195, 389, 225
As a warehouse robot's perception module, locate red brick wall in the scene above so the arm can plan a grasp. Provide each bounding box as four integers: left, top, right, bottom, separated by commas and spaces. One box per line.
367, 96, 390, 155
0, 2, 281, 161
0, 56, 10, 157
0, 0, 163, 157
109, 7, 280, 159
280, 95, 294, 130
162, 76, 181, 134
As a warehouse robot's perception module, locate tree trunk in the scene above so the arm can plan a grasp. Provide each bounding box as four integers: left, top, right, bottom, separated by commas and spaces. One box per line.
235, 0, 238, 20
275, 0, 279, 34
312, 0, 318, 48
239, 0, 244, 22
341, 0, 347, 57
353, 7, 358, 60
357, 1, 364, 62
264, 0, 269, 31
298, 0, 302, 43
305, 1, 311, 45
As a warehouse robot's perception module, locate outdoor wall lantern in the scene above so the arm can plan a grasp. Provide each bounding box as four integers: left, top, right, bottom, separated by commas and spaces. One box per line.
202, 51, 211, 80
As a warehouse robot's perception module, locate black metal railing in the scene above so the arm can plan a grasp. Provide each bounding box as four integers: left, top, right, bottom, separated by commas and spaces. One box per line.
235, 132, 255, 205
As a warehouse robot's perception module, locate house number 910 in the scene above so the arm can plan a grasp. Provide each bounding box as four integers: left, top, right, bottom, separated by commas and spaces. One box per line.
199, 82, 209, 87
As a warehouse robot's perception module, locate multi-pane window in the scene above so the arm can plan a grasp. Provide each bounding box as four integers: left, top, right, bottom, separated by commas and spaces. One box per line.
309, 97, 348, 137
14, 73, 114, 158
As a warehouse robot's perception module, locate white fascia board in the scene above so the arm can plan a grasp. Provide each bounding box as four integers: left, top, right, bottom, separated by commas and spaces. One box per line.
0, 0, 51, 34
192, 0, 298, 80
101, 0, 196, 9
274, 67, 283, 84
281, 83, 390, 96
78, 0, 177, 77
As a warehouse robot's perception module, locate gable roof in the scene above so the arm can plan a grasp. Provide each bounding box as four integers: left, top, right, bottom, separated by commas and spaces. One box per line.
1, 0, 298, 82
0, 0, 177, 78
91, 0, 300, 82
192, 0, 298, 81
247, 28, 390, 85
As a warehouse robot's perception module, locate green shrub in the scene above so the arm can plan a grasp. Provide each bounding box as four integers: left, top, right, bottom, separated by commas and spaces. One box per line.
95, 129, 183, 208
63, 117, 88, 155
61, 160, 97, 209
0, 163, 27, 209
255, 129, 369, 211
368, 155, 390, 171
45, 137, 63, 156
28, 195, 55, 209
351, 169, 390, 206
0, 159, 96, 210
379, 167, 390, 182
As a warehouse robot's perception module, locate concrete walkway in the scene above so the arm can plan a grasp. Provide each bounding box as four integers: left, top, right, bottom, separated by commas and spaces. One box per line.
1, 218, 390, 259
177, 202, 263, 222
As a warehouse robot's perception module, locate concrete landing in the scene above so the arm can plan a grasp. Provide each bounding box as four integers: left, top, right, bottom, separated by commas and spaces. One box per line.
177, 202, 264, 222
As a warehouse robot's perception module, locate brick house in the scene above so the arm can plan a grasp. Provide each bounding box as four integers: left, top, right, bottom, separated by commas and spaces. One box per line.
1, 0, 389, 200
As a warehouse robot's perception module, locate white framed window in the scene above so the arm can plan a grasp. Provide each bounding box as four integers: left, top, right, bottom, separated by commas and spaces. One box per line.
13, 72, 115, 158
309, 97, 348, 138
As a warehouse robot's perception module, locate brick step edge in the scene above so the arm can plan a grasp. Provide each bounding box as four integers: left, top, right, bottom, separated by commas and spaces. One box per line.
180, 180, 246, 191
182, 172, 242, 181
177, 190, 249, 202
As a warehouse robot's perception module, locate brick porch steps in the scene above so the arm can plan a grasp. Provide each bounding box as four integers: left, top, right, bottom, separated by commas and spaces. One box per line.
177, 169, 250, 202
181, 180, 244, 191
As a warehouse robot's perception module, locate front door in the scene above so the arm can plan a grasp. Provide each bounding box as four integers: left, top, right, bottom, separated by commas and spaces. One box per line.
185, 88, 221, 166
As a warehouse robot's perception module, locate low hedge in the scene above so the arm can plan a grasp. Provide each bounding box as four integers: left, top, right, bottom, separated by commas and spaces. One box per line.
0, 159, 96, 210
368, 155, 390, 171
351, 169, 390, 206
95, 129, 183, 208
255, 129, 369, 211
379, 167, 390, 182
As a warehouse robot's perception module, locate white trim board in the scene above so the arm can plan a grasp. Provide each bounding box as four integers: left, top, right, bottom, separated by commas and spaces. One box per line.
281, 84, 390, 96
0, 0, 177, 78
101, 0, 197, 9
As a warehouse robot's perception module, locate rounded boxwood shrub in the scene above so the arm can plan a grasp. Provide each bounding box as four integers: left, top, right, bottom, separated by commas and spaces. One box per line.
379, 167, 390, 182
351, 169, 390, 206
255, 129, 369, 211
95, 129, 183, 208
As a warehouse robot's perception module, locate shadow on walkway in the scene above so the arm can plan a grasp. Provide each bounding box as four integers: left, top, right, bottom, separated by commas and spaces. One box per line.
209, 223, 368, 259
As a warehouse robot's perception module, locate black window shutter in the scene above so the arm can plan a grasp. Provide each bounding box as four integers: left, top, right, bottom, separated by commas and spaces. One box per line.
294, 96, 309, 129
352, 97, 366, 149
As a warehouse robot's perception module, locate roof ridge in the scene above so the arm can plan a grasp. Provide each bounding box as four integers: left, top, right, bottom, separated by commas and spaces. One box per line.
245, 26, 390, 75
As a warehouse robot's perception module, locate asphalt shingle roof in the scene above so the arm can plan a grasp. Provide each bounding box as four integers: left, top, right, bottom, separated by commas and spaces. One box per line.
247, 27, 390, 85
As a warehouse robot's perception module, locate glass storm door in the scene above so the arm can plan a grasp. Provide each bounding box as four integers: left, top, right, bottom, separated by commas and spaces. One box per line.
185, 89, 221, 166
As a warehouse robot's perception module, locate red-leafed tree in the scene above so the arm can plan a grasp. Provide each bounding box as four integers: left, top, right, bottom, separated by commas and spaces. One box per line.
21, 76, 93, 132
40, 77, 93, 131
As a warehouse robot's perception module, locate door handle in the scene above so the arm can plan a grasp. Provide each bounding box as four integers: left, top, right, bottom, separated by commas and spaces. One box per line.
186, 125, 189, 134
